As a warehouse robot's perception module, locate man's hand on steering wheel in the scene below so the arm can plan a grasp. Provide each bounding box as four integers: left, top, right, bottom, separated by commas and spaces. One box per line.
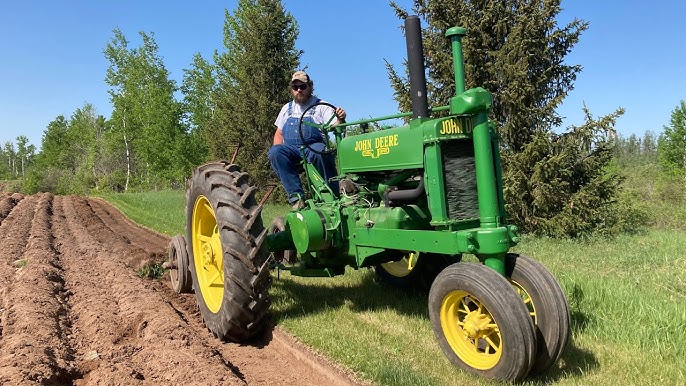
334, 107, 346, 123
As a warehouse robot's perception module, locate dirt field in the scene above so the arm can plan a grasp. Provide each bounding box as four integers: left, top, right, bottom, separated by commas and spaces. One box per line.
0, 192, 362, 385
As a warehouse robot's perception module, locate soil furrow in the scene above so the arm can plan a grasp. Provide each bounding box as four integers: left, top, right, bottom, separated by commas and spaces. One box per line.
0, 194, 34, 257
0, 193, 79, 385
0, 194, 362, 386
54, 195, 245, 385
88, 197, 168, 252
0, 195, 37, 347
70, 196, 161, 270
0, 193, 23, 226
0, 194, 38, 296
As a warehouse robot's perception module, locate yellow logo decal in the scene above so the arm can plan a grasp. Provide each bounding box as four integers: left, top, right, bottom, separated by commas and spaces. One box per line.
354, 134, 398, 158
440, 118, 473, 135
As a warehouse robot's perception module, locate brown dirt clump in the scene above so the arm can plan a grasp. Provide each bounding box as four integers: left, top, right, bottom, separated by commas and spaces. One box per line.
0, 194, 364, 386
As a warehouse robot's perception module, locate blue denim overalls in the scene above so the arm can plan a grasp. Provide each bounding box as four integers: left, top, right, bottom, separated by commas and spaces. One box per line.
282, 99, 323, 146
268, 99, 339, 204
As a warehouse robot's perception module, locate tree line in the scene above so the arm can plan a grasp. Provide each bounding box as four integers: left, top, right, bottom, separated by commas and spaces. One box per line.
0, 136, 36, 180
2, 0, 684, 238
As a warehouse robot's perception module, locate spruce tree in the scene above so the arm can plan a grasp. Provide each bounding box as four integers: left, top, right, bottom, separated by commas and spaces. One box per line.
212, 0, 300, 188
389, 0, 624, 237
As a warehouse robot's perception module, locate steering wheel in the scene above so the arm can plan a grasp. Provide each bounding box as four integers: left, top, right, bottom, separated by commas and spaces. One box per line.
298, 101, 340, 155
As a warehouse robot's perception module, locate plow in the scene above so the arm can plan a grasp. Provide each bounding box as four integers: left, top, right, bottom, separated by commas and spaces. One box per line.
166, 16, 570, 382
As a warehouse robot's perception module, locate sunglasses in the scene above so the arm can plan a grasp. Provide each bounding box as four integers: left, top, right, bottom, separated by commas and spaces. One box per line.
291, 83, 308, 91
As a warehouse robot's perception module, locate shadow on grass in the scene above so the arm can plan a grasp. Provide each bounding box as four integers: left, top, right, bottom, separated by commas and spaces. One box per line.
528, 340, 599, 384
268, 269, 600, 384
568, 283, 595, 334
271, 270, 598, 331
269, 269, 430, 322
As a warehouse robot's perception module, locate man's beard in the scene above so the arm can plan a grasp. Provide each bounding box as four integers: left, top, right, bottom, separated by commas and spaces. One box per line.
294, 91, 312, 104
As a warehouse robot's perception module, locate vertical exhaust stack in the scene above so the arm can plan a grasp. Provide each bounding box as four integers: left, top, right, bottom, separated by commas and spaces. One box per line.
405, 15, 429, 119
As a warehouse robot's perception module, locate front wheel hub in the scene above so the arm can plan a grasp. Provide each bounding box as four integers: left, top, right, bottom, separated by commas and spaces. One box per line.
463, 310, 493, 338
440, 290, 503, 369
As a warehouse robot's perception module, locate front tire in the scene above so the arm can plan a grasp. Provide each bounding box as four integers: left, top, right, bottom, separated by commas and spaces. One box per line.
505, 253, 571, 375
186, 161, 271, 342
429, 262, 536, 382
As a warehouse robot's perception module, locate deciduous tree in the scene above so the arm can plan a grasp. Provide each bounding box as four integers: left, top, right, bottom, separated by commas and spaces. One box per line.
68, 104, 107, 190
15, 136, 35, 177
105, 29, 191, 190
181, 53, 216, 163
1, 142, 17, 179
0, 143, 10, 179
658, 100, 686, 174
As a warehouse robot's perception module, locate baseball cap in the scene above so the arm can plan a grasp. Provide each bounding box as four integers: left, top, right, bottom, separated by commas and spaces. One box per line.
291, 71, 310, 84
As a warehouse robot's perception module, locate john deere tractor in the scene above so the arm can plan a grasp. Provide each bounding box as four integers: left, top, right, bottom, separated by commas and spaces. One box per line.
167, 16, 570, 382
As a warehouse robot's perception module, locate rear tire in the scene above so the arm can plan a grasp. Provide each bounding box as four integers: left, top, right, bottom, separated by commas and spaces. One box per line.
505, 253, 570, 374
186, 161, 271, 342
429, 262, 536, 382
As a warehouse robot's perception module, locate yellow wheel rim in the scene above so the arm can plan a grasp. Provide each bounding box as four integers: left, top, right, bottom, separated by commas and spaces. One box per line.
192, 195, 224, 313
380, 252, 418, 277
440, 290, 502, 370
510, 279, 537, 324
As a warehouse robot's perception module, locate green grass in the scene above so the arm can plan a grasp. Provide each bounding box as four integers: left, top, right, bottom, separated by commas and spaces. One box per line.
97, 190, 186, 236
98, 189, 686, 385
98, 190, 291, 236
511, 233, 686, 385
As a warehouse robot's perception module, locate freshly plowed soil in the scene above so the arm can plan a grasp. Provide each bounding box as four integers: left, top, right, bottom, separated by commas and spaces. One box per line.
0, 193, 362, 386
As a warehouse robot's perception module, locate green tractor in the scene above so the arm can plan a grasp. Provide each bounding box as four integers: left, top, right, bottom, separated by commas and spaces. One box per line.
167, 16, 570, 382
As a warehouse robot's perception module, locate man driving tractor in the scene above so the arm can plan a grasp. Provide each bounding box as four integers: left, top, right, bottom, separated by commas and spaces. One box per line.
268, 70, 346, 209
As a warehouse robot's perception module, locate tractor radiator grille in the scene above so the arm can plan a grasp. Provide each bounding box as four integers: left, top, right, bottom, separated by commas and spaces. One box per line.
442, 140, 479, 220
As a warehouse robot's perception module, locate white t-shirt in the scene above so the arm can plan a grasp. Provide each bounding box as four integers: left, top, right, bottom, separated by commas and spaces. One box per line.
274, 98, 337, 129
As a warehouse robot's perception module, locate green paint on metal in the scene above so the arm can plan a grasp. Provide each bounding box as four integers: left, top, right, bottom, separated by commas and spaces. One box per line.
285, 210, 329, 253
450, 88, 492, 116
424, 141, 449, 223
265, 229, 295, 252
338, 124, 423, 173
445, 27, 467, 95
264, 23, 523, 281
377, 170, 416, 199
472, 113, 499, 229
483, 255, 505, 276
424, 116, 474, 142
491, 126, 507, 222
302, 158, 336, 203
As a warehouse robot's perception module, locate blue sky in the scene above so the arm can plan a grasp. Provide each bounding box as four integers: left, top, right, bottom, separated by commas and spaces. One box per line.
1, 1, 684, 149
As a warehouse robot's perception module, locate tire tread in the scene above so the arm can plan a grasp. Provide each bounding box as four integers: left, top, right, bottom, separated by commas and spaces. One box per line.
186, 161, 271, 342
